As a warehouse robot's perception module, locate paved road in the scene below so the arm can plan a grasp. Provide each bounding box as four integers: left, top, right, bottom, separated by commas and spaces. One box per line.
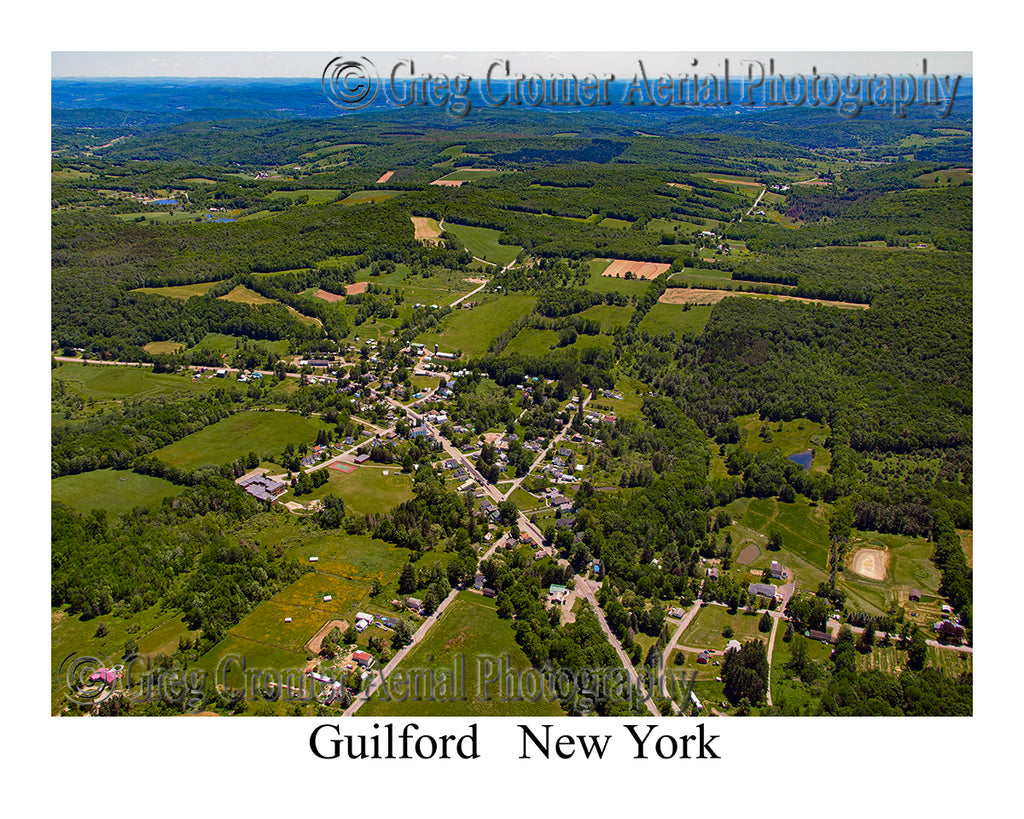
343, 535, 509, 716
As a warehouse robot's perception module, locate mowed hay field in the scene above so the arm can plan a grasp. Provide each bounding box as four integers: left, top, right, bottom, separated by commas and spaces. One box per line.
658, 288, 869, 310
52, 469, 183, 515
152, 411, 332, 469
442, 223, 521, 267
230, 571, 371, 652
132, 280, 223, 299
359, 593, 565, 717
218, 285, 321, 327
285, 466, 415, 517
416, 294, 536, 357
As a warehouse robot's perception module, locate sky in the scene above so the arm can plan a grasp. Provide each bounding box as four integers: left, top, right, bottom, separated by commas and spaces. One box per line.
52, 51, 972, 79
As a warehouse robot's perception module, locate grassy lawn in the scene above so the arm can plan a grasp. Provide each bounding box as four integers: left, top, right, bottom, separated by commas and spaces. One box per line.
638, 302, 713, 337
152, 411, 332, 469
358, 592, 565, 717
52, 469, 183, 516
442, 222, 521, 266
678, 604, 769, 651
286, 466, 415, 517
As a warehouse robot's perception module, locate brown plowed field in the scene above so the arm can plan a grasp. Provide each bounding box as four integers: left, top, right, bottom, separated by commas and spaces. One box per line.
602, 259, 671, 279
658, 288, 868, 310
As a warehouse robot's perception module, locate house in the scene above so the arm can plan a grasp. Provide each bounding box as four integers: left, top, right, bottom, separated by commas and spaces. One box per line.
473, 574, 485, 591
668, 607, 685, 619
909, 589, 922, 602
748, 582, 777, 600
725, 639, 742, 654
352, 651, 373, 667
770, 561, 784, 579
406, 598, 423, 612
934, 621, 965, 643
707, 567, 719, 580
697, 650, 710, 665
805, 629, 834, 643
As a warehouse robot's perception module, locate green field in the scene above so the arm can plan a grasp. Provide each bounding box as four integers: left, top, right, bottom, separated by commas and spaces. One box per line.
52, 362, 211, 401
188, 332, 290, 358
436, 169, 507, 182
287, 466, 414, 516
416, 294, 536, 356
267, 188, 344, 205
359, 593, 565, 717
734, 413, 833, 475
142, 341, 185, 355
114, 210, 205, 224
217, 286, 320, 327
638, 302, 713, 337
577, 304, 635, 332
583, 259, 655, 295
442, 223, 521, 267
677, 604, 768, 651
51, 604, 198, 715
855, 643, 973, 676
152, 411, 331, 469
218, 285, 276, 305
132, 280, 223, 299
504, 327, 558, 356
337, 190, 404, 205
52, 469, 183, 515
723, 496, 833, 590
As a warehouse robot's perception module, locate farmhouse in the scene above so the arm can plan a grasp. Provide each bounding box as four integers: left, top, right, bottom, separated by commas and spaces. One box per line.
352, 651, 374, 667
909, 589, 922, 602
748, 582, 777, 600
